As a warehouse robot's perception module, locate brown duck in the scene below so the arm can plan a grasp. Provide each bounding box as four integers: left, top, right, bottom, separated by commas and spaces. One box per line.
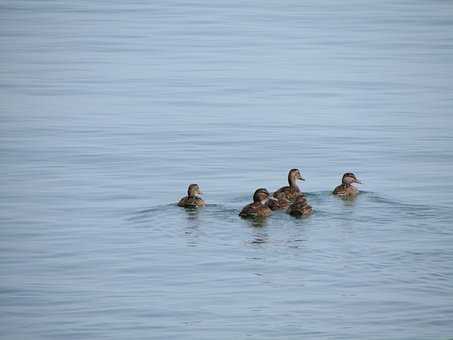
267, 191, 290, 211
273, 168, 305, 202
239, 188, 272, 219
177, 184, 205, 208
287, 195, 313, 217
333, 172, 362, 198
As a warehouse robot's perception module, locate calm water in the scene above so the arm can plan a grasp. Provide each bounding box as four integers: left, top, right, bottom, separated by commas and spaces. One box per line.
1, 1, 453, 339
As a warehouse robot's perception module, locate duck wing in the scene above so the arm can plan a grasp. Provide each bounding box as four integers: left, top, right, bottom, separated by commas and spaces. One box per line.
273, 186, 302, 201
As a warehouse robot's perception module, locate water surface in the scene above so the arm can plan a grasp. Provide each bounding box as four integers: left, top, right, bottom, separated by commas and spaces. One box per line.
1, 1, 453, 339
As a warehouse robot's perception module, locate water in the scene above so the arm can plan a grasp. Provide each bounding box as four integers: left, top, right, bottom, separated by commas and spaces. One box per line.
1, 0, 453, 339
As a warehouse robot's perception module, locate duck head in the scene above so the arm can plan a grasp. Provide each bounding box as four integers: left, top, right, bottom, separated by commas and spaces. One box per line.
342, 173, 361, 185
187, 184, 203, 198
253, 188, 270, 205
288, 168, 305, 186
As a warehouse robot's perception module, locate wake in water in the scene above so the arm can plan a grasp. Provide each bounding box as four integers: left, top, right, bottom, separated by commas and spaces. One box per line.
127, 191, 448, 232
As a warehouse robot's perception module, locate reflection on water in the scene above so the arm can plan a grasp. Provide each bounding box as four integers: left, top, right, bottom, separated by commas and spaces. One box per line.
182, 206, 200, 220
245, 217, 269, 229
249, 230, 269, 245
337, 195, 359, 207
182, 207, 201, 247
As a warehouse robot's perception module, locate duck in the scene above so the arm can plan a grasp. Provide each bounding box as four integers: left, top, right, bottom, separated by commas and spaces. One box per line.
239, 188, 272, 219
267, 191, 290, 211
177, 184, 205, 208
333, 172, 362, 198
273, 168, 305, 202
287, 195, 313, 217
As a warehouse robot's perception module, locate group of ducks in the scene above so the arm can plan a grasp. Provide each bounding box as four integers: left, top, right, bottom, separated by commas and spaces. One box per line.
177, 169, 362, 219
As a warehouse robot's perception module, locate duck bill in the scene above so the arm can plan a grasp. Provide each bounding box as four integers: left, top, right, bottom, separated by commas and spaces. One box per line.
354, 179, 362, 184
299, 176, 305, 181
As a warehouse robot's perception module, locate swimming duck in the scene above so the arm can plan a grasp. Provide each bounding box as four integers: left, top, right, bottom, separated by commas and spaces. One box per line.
273, 168, 305, 202
287, 195, 313, 217
267, 191, 290, 211
177, 184, 205, 208
239, 188, 272, 219
333, 172, 362, 198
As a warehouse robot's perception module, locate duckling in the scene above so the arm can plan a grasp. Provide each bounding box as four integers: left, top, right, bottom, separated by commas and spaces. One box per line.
239, 188, 272, 219
273, 168, 305, 202
333, 172, 362, 198
267, 191, 290, 211
177, 184, 205, 208
287, 195, 313, 217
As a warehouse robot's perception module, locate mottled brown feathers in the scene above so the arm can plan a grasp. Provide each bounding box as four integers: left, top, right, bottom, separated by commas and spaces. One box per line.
239, 202, 272, 218
239, 188, 272, 219
273, 186, 301, 202
268, 192, 290, 210
177, 196, 205, 208
273, 168, 304, 202
287, 195, 313, 217
178, 184, 205, 208
333, 172, 361, 198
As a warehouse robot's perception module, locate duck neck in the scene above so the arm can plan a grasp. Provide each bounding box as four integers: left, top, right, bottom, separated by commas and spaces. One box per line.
288, 175, 300, 191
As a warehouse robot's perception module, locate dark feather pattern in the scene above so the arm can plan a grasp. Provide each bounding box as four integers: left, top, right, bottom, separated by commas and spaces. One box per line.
268, 194, 290, 210
333, 184, 358, 198
177, 196, 205, 208
273, 186, 301, 202
287, 196, 312, 217
239, 202, 272, 218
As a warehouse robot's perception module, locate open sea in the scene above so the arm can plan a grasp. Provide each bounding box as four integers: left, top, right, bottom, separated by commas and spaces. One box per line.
1, 0, 453, 339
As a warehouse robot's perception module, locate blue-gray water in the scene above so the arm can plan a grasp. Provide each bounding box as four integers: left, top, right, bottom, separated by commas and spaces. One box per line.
1, 1, 453, 339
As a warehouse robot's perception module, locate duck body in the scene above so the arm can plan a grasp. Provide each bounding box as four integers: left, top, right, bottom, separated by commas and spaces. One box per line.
273, 186, 301, 202
273, 168, 305, 202
239, 202, 272, 218
177, 196, 205, 208
267, 192, 290, 211
287, 195, 312, 217
239, 188, 272, 219
333, 173, 361, 199
178, 184, 205, 208
332, 184, 358, 198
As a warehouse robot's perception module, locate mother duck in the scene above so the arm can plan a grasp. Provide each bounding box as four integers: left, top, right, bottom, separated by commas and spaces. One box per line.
273, 168, 305, 202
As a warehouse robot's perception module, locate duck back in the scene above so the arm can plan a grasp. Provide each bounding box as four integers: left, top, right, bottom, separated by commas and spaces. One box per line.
333, 184, 358, 198
178, 196, 205, 208
287, 196, 312, 217
273, 186, 301, 202
268, 193, 290, 210
239, 202, 272, 218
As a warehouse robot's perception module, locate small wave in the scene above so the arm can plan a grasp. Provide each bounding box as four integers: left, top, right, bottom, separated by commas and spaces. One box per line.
127, 202, 241, 223
127, 204, 176, 221
360, 192, 444, 217
126, 191, 451, 228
